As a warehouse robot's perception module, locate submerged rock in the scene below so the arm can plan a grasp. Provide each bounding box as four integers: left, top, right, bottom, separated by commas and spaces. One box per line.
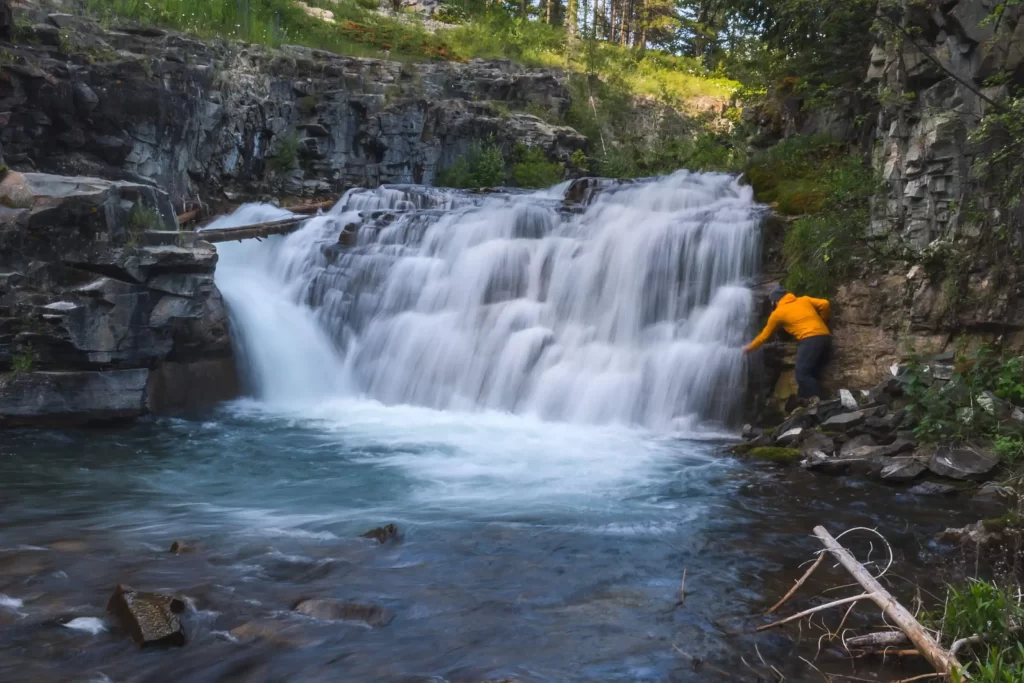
168, 540, 194, 553
907, 481, 958, 496
293, 599, 395, 627
106, 584, 186, 647
927, 446, 1000, 481
361, 523, 399, 544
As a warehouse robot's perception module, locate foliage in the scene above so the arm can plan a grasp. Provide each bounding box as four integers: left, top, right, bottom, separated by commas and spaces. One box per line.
944, 580, 1024, 683
11, 345, 35, 374
970, 95, 1024, 232
86, 0, 450, 60
436, 140, 506, 188
902, 346, 1024, 446
511, 144, 564, 188
128, 203, 163, 233
746, 135, 875, 296
265, 132, 300, 176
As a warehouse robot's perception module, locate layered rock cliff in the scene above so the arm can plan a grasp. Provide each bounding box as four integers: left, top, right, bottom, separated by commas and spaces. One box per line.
0, 171, 236, 425
3, 8, 586, 209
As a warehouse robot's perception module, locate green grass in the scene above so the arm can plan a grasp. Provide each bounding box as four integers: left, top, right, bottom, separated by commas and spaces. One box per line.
943, 580, 1024, 683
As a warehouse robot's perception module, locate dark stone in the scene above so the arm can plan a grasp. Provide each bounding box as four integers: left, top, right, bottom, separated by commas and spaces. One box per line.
338, 223, 359, 247
840, 434, 877, 457
0, 0, 11, 42
927, 445, 1000, 481
908, 481, 958, 496
168, 540, 193, 553
362, 523, 398, 544
106, 584, 186, 647
774, 426, 805, 445
800, 431, 835, 457
880, 458, 927, 482
821, 410, 869, 430
293, 599, 395, 627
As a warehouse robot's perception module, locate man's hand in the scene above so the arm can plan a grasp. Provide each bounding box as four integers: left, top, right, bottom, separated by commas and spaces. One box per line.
742, 344, 753, 355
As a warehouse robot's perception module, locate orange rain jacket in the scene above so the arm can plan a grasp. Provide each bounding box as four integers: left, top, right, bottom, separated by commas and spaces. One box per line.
745, 293, 831, 351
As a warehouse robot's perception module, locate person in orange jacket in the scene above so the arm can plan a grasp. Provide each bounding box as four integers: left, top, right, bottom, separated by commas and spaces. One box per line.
743, 284, 832, 399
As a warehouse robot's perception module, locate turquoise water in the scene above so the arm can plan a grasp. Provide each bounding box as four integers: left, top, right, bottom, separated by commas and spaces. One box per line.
0, 400, 978, 682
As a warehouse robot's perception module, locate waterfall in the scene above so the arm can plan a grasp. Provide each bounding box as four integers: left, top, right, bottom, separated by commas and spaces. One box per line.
212, 171, 762, 429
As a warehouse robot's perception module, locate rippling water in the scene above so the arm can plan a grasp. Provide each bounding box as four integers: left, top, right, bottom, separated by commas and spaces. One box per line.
0, 405, 986, 682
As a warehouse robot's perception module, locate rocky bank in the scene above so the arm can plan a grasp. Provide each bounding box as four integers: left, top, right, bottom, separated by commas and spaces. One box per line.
0, 170, 236, 425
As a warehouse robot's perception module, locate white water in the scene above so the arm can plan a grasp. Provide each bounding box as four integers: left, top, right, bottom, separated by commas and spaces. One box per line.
211, 172, 761, 430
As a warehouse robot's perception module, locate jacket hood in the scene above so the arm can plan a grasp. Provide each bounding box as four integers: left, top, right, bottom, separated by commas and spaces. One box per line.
776, 293, 797, 306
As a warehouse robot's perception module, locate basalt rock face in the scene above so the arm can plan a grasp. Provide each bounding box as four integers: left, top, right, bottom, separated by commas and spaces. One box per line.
1, 9, 587, 209
0, 171, 236, 426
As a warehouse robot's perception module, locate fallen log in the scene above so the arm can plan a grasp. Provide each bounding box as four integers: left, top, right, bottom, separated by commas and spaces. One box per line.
197, 216, 307, 243
177, 209, 199, 226
845, 631, 910, 648
813, 525, 962, 677
757, 593, 874, 632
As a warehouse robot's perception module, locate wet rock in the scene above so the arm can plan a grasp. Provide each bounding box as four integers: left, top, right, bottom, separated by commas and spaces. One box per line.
106, 584, 186, 647
880, 458, 926, 482
927, 445, 1000, 481
48, 540, 89, 553
774, 427, 804, 445
908, 481, 957, 496
844, 437, 916, 460
839, 389, 858, 410
821, 410, 869, 430
229, 619, 318, 647
804, 454, 889, 477
840, 434, 877, 457
293, 599, 395, 627
169, 540, 194, 553
800, 431, 835, 458
741, 424, 762, 439
361, 523, 398, 544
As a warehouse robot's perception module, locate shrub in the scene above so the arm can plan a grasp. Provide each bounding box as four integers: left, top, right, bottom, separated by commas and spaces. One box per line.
511, 144, 563, 188
128, 202, 163, 233
11, 345, 35, 374
265, 132, 300, 176
435, 140, 505, 188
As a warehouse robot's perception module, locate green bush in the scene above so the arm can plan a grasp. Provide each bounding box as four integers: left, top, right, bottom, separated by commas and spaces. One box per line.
128, 202, 163, 236
265, 132, 300, 176
944, 580, 1024, 683
903, 346, 1024, 445
511, 145, 563, 188
11, 345, 35, 374
435, 141, 505, 188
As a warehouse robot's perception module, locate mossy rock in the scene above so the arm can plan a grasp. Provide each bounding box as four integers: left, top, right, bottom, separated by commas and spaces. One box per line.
746, 447, 802, 465
729, 442, 756, 455
774, 183, 825, 216
746, 165, 778, 194
981, 513, 1024, 533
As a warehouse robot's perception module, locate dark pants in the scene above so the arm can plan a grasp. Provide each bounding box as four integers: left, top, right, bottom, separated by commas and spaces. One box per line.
795, 335, 832, 399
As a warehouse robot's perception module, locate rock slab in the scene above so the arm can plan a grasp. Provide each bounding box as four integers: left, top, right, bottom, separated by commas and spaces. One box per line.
107, 584, 186, 647
927, 446, 1000, 481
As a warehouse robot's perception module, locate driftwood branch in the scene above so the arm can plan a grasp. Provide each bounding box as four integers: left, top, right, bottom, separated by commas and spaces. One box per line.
813, 526, 962, 677
845, 631, 909, 648
756, 593, 874, 632
766, 552, 825, 615
287, 199, 335, 215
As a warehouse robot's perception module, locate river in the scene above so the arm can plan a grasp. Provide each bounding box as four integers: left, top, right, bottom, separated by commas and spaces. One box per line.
0, 173, 985, 681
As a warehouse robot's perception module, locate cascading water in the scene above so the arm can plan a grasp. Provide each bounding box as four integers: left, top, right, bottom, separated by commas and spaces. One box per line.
212, 170, 762, 429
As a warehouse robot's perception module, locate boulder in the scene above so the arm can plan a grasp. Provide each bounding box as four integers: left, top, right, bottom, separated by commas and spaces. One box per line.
168, 540, 194, 553
840, 434, 877, 457
0, 370, 149, 427
293, 599, 395, 627
804, 454, 890, 477
361, 523, 398, 544
880, 458, 927, 482
800, 431, 836, 458
775, 427, 804, 445
927, 446, 1000, 481
839, 389, 858, 410
106, 584, 186, 647
821, 410, 870, 430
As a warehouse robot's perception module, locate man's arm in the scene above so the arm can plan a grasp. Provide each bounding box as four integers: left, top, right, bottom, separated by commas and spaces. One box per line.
808, 297, 831, 321
743, 312, 779, 353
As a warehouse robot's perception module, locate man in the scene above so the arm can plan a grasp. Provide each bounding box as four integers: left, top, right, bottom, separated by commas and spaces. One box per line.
743, 285, 832, 400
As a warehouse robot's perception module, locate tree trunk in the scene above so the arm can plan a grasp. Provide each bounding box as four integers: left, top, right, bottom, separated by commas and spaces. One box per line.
522, 0, 528, 18
609, 0, 616, 42
567, 0, 576, 37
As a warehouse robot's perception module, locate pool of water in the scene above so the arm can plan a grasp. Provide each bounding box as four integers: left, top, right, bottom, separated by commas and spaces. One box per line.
0, 399, 987, 682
